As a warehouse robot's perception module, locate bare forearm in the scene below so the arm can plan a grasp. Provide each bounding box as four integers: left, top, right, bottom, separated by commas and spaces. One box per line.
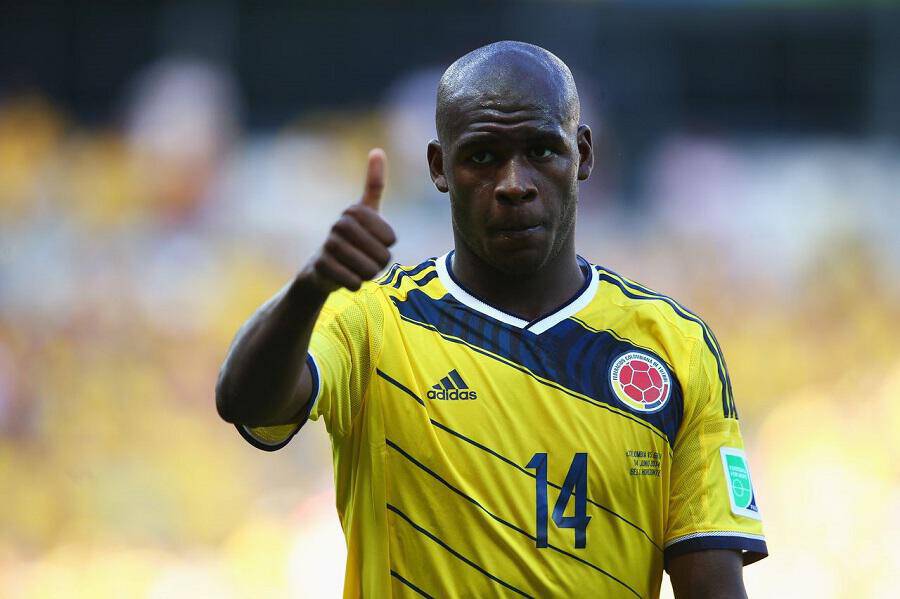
215, 270, 327, 426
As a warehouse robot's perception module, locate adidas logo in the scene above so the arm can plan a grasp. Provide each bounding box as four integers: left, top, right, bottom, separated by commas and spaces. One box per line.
427, 369, 478, 400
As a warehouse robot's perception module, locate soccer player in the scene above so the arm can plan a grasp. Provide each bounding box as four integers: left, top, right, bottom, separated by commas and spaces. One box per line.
216, 41, 767, 598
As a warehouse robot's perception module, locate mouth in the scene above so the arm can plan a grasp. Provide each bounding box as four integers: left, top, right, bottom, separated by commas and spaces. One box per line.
493, 224, 542, 236
489, 223, 545, 244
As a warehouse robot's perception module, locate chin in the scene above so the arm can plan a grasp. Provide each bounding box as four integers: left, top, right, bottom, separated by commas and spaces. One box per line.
483, 245, 549, 276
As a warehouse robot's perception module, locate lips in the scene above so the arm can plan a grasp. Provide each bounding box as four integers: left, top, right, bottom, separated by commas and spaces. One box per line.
487, 209, 545, 244
493, 224, 542, 236
488, 218, 543, 233
488, 221, 545, 247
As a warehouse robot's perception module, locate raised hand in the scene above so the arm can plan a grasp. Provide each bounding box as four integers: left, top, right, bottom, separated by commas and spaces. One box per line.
305, 149, 397, 293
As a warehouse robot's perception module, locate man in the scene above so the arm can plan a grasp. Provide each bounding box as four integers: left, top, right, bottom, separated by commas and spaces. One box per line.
216, 41, 767, 598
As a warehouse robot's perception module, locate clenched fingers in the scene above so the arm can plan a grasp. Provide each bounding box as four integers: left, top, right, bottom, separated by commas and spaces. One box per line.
332, 213, 393, 264
323, 233, 383, 281
312, 252, 365, 292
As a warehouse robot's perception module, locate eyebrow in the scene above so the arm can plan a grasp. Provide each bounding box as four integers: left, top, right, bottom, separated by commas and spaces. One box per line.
455, 127, 567, 149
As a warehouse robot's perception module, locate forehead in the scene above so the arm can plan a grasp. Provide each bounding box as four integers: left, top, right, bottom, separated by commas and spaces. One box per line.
444, 93, 571, 145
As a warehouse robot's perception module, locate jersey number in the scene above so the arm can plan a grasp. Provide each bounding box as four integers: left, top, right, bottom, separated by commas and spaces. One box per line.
526, 452, 591, 549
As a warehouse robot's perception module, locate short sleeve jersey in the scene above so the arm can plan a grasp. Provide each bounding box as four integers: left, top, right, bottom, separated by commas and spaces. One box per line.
239, 252, 767, 599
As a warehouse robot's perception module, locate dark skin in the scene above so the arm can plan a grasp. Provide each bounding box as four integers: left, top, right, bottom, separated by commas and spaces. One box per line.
215, 148, 393, 427
216, 43, 749, 598
669, 550, 749, 599
426, 96, 590, 319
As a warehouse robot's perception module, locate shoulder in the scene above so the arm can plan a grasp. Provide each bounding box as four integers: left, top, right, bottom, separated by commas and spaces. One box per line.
586, 263, 718, 349
324, 257, 438, 299
585, 263, 736, 417
321, 257, 443, 315
369, 256, 442, 298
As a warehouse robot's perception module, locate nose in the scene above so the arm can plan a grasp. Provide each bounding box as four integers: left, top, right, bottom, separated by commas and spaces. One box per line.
494, 156, 537, 203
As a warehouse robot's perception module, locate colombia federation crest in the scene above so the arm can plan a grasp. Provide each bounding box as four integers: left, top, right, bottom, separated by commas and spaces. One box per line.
609, 351, 672, 413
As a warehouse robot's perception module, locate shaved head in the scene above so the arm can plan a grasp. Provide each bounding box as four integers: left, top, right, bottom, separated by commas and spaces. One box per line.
436, 41, 580, 143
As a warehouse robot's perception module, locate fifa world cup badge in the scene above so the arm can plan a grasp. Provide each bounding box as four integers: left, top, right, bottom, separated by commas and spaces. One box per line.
720, 447, 762, 519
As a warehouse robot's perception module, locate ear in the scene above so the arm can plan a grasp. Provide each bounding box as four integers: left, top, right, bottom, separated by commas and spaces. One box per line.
427, 139, 449, 193
576, 125, 593, 181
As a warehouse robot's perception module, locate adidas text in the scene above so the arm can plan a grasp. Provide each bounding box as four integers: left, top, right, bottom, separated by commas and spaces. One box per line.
428, 369, 478, 400
427, 388, 478, 401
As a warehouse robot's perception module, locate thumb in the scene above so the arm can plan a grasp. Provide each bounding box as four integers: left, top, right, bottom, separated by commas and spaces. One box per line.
360, 148, 387, 211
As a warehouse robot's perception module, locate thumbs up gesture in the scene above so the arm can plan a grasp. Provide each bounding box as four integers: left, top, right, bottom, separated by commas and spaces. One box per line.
305, 149, 397, 294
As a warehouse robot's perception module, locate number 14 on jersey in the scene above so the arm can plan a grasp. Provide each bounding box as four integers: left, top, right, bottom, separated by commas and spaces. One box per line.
526, 452, 591, 549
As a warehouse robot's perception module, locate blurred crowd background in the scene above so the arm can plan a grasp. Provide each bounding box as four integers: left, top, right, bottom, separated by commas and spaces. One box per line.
1, 2, 899, 597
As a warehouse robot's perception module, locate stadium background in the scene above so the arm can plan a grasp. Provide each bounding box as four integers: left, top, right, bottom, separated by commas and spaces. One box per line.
1, 1, 898, 597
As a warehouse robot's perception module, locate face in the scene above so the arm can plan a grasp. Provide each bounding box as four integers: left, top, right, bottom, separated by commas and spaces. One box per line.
429, 94, 593, 276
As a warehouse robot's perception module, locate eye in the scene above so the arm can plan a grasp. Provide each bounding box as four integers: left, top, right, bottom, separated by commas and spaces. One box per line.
529, 147, 554, 159
470, 151, 494, 165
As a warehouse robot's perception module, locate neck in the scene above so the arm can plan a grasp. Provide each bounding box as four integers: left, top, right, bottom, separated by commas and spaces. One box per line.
449, 237, 584, 322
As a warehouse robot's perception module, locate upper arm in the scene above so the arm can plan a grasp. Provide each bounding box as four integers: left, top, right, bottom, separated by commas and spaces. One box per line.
237, 355, 321, 451
304, 286, 384, 437
237, 286, 384, 450
665, 336, 768, 564
668, 549, 747, 599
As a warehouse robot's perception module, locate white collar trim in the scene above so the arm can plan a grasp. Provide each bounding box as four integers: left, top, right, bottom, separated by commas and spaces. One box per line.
435, 251, 599, 335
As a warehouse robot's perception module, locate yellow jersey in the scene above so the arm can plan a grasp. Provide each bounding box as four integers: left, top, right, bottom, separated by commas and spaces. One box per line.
238, 251, 767, 598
